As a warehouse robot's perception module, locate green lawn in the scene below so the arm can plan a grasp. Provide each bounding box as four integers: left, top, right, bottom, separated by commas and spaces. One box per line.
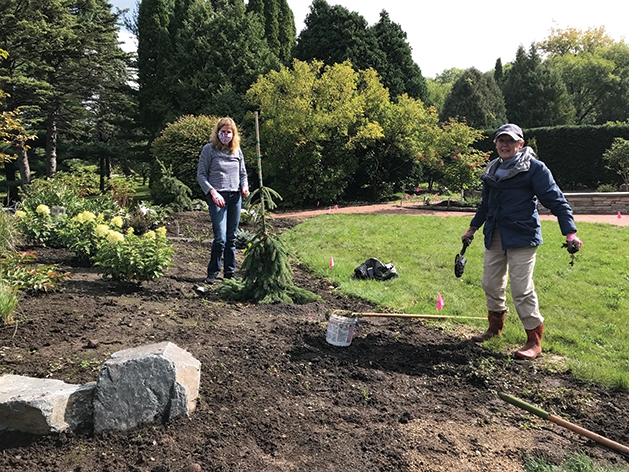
282, 213, 629, 389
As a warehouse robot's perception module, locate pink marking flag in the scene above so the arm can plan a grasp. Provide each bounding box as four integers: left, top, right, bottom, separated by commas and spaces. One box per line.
618, 211, 622, 219
436, 292, 445, 312
329, 256, 335, 268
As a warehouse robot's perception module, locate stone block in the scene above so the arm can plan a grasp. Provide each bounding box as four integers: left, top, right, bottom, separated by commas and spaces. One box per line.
0, 375, 95, 434
93, 341, 201, 434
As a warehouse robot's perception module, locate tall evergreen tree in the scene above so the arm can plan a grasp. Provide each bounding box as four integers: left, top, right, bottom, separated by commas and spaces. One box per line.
136, 0, 177, 138
0, 0, 130, 177
371, 11, 427, 101
440, 68, 506, 129
173, 0, 279, 122
293, 0, 386, 76
246, 0, 296, 64
501, 45, 574, 127
494, 58, 504, 86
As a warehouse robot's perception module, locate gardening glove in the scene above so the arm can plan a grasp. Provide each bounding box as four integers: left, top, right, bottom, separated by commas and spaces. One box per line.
461, 227, 476, 246
564, 233, 582, 254
210, 190, 226, 208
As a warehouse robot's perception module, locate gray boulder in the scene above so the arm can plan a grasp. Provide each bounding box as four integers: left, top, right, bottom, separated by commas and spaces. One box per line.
93, 341, 201, 434
0, 375, 95, 434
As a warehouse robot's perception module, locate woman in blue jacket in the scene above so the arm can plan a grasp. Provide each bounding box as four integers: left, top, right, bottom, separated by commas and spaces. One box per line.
461, 124, 582, 359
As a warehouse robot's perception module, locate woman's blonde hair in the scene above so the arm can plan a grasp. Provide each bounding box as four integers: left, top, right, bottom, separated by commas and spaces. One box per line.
211, 117, 240, 152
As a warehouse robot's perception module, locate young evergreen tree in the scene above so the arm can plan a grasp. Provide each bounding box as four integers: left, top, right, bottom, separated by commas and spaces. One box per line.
501, 45, 574, 127
371, 11, 427, 101
440, 68, 506, 130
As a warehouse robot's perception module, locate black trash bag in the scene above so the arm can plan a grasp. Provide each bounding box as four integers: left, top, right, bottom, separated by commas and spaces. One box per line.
353, 258, 399, 281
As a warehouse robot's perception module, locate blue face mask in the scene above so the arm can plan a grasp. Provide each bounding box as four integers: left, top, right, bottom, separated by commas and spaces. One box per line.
218, 131, 233, 145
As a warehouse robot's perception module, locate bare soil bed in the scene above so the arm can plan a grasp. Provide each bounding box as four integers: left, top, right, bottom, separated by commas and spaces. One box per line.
1, 210, 628, 472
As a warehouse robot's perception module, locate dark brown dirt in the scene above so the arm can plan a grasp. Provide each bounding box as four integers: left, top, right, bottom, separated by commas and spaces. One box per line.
1, 210, 628, 472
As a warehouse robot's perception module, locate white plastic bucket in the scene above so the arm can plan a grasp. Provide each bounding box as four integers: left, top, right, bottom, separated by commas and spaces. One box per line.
326, 314, 358, 347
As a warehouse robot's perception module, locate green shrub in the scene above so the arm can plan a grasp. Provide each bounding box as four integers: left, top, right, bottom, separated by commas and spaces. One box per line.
58, 211, 127, 264
108, 175, 137, 208
14, 205, 66, 247
93, 226, 173, 284
16, 176, 127, 247
19, 179, 86, 218
596, 183, 618, 192
151, 114, 218, 198
603, 137, 629, 187
126, 202, 171, 235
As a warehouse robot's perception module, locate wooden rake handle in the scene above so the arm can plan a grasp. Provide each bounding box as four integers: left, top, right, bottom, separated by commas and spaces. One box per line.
357, 312, 485, 320
499, 393, 629, 456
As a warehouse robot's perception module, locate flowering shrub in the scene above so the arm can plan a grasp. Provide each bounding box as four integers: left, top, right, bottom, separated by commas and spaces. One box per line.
0, 251, 72, 293
57, 211, 104, 263
14, 205, 66, 247
94, 226, 173, 283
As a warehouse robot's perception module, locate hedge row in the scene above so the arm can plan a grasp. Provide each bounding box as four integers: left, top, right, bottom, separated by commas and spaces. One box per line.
476, 124, 629, 190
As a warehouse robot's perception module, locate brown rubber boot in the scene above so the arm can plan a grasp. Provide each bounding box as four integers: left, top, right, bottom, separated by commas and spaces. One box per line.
515, 323, 543, 359
471, 310, 506, 342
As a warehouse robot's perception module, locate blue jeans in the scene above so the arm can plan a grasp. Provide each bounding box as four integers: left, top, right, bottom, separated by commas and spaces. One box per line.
207, 191, 242, 277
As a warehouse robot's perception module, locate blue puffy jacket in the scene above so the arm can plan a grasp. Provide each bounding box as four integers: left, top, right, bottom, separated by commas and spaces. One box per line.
470, 147, 577, 250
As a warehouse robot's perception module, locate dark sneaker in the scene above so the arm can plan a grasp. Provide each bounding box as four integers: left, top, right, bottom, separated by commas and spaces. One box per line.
204, 275, 217, 285
224, 273, 239, 281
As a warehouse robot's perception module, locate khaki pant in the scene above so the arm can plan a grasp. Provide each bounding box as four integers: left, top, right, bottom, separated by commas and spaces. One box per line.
481, 230, 544, 330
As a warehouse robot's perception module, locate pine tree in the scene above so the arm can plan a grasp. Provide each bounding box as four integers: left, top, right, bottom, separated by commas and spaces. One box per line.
440, 68, 506, 129
246, 0, 296, 64
136, 0, 177, 138
172, 0, 279, 122
220, 113, 319, 304
371, 11, 427, 100
501, 45, 574, 127
293, 0, 385, 74
494, 58, 504, 86
0, 0, 130, 177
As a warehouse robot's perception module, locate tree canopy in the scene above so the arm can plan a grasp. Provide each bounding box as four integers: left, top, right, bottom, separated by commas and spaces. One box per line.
293, 0, 426, 101
136, 0, 282, 137
1, 0, 129, 169
440, 67, 506, 130
501, 45, 575, 127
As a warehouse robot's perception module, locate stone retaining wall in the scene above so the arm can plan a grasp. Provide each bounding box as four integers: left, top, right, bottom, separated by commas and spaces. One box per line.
539, 192, 629, 214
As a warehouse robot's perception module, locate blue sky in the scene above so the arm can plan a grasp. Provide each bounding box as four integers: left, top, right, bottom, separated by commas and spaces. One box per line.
109, 0, 629, 78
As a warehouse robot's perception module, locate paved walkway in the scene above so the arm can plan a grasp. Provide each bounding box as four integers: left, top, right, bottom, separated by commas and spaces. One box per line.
274, 202, 629, 226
